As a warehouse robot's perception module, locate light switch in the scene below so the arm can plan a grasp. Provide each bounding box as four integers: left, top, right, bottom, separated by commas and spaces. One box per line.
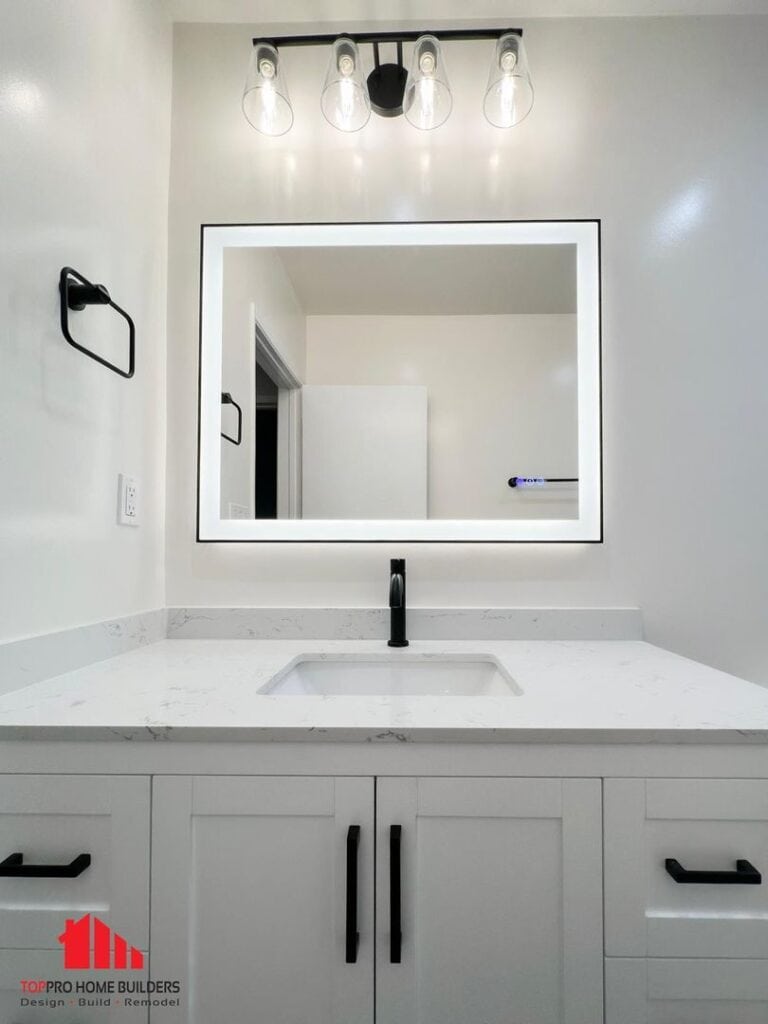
117, 473, 139, 526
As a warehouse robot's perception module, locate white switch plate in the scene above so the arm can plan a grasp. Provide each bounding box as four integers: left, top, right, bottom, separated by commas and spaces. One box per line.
117, 474, 139, 526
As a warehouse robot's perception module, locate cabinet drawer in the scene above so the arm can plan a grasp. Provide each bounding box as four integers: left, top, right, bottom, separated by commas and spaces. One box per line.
605, 958, 768, 1024
0, 949, 148, 1023
605, 779, 768, 958
0, 776, 150, 950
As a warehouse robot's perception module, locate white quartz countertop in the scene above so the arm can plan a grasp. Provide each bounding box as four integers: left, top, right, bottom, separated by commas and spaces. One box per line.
0, 639, 767, 743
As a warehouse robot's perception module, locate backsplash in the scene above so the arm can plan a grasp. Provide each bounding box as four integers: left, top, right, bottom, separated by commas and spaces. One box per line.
0, 610, 167, 697
167, 607, 643, 641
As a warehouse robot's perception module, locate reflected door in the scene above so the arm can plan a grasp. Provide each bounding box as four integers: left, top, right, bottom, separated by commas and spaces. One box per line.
301, 385, 428, 519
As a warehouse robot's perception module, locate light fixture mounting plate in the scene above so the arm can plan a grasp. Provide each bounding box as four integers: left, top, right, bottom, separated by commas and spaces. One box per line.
367, 63, 407, 117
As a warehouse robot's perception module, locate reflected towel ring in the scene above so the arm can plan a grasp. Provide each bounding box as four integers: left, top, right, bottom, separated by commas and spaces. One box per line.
59, 267, 135, 378
221, 392, 243, 445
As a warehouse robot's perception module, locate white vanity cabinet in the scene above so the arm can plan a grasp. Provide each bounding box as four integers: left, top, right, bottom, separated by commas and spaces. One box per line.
6, 761, 768, 1024
150, 775, 603, 1024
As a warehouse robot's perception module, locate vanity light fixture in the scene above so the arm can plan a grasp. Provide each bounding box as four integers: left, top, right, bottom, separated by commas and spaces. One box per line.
483, 33, 534, 128
242, 41, 293, 136
404, 35, 452, 130
321, 37, 370, 132
243, 28, 531, 136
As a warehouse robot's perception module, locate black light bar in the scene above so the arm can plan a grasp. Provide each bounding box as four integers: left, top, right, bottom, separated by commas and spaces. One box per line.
252, 29, 523, 48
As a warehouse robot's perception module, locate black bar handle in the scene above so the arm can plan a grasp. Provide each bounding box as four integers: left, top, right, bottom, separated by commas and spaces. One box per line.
0, 852, 92, 878
345, 825, 360, 963
390, 825, 402, 963
665, 857, 762, 885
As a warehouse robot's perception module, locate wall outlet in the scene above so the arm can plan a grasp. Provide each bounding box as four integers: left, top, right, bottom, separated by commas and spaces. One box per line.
117, 474, 139, 527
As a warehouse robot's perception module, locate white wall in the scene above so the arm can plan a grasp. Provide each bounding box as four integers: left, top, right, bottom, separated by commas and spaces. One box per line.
0, 1, 172, 641
166, 17, 768, 684
224, 247, 306, 383
305, 314, 578, 520
301, 384, 429, 518
220, 251, 256, 516
219, 247, 305, 516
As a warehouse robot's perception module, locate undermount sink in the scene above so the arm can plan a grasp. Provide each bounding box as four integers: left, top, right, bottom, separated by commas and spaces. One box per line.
261, 654, 521, 697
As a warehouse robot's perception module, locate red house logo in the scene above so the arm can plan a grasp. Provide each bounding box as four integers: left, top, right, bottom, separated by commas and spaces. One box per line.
58, 914, 144, 970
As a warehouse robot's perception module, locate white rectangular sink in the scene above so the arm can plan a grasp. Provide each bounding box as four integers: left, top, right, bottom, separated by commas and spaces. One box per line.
261, 654, 521, 697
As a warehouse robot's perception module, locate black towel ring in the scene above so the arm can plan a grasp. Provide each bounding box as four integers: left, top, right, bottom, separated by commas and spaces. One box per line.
59, 266, 135, 378
221, 392, 243, 445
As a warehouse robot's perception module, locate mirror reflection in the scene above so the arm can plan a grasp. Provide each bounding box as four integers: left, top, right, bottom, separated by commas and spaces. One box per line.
219, 242, 578, 521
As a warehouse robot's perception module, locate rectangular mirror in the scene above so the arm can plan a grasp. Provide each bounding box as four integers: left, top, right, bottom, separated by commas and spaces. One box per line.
198, 221, 601, 542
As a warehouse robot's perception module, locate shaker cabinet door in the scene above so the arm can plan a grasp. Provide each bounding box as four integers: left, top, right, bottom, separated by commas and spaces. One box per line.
150, 776, 374, 1024
375, 777, 603, 1024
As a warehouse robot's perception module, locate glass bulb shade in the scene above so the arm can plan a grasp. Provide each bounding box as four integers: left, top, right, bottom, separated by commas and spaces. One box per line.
321, 37, 370, 132
483, 33, 533, 128
242, 42, 293, 136
404, 34, 452, 130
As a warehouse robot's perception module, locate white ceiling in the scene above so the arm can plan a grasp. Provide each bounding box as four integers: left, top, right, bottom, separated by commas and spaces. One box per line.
275, 245, 577, 316
166, 0, 768, 21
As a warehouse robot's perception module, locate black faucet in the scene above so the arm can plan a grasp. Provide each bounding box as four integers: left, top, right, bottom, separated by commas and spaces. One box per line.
388, 558, 408, 648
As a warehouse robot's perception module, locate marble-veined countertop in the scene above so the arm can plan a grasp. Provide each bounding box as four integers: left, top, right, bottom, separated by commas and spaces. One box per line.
0, 639, 766, 743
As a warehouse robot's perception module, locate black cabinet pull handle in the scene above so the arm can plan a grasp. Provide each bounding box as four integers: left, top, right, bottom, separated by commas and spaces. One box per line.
0, 852, 92, 878
345, 826, 360, 963
390, 825, 402, 963
665, 857, 762, 885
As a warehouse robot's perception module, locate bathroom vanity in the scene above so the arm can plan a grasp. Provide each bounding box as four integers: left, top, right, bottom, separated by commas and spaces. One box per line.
2, 636, 768, 1024
5, 2, 768, 1022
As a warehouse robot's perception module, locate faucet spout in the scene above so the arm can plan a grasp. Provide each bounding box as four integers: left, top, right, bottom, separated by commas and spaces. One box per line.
387, 558, 408, 648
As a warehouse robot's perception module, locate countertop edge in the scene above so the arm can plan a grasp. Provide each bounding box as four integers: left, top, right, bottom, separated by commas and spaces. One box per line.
1, 725, 767, 745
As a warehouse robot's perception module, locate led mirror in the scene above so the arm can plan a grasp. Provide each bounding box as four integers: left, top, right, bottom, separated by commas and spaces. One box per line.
198, 221, 601, 542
